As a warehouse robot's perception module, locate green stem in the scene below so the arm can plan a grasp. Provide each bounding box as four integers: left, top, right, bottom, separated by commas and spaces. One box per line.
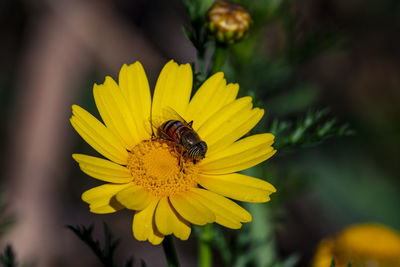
199, 224, 213, 267
210, 43, 228, 74
244, 167, 278, 267
162, 235, 180, 267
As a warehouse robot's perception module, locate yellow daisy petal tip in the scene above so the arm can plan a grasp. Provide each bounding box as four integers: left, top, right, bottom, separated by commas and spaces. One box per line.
245, 214, 252, 223
227, 82, 239, 93
270, 184, 277, 193
103, 75, 116, 85
71, 153, 79, 162
132, 61, 143, 66
240, 95, 253, 103
120, 61, 145, 74
148, 237, 164, 246
206, 72, 225, 83
165, 59, 192, 69
71, 104, 79, 113
267, 133, 275, 141
181, 63, 193, 75
255, 107, 265, 117
264, 178, 277, 193
81, 193, 89, 203
92, 83, 101, 91
165, 59, 177, 68
128, 61, 144, 71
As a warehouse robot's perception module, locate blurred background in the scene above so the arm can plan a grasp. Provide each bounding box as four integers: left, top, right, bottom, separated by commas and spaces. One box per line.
0, 0, 399, 266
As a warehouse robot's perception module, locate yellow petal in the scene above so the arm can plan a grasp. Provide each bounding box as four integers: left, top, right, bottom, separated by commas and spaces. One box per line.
224, 83, 240, 105
197, 96, 252, 138
72, 154, 132, 183
152, 60, 193, 119
199, 133, 276, 174
201, 150, 276, 175
197, 97, 264, 154
81, 183, 130, 203
94, 77, 140, 149
155, 197, 191, 240
133, 199, 164, 245
191, 188, 252, 229
70, 105, 128, 165
115, 184, 153, 211
198, 173, 276, 203
81, 183, 130, 214
199, 101, 264, 154
185, 73, 239, 130
169, 193, 215, 225
89, 201, 123, 214
119, 62, 152, 142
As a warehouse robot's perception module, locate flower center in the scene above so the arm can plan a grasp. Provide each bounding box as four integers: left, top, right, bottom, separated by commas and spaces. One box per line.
126, 138, 199, 197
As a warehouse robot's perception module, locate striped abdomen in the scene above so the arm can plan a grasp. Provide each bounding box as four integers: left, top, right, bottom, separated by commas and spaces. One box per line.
159, 120, 189, 143
158, 120, 207, 160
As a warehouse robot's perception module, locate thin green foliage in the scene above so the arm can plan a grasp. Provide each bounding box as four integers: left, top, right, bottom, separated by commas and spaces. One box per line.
67, 223, 141, 267
0, 193, 15, 239
209, 227, 232, 265
162, 236, 180, 267
0, 245, 17, 267
330, 259, 353, 267
182, 0, 211, 88
270, 109, 355, 152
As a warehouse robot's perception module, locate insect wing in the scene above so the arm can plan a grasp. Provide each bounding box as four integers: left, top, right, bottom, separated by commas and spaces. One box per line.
149, 115, 166, 130
160, 107, 191, 128
148, 107, 185, 136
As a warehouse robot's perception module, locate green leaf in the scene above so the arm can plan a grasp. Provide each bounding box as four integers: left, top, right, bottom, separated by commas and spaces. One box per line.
270, 108, 354, 152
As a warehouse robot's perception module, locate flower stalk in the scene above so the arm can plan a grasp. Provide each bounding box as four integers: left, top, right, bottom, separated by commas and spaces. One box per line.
199, 224, 213, 267
162, 235, 180, 267
210, 43, 228, 74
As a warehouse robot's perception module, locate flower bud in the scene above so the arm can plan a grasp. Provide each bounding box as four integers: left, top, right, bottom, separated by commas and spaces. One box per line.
206, 1, 251, 44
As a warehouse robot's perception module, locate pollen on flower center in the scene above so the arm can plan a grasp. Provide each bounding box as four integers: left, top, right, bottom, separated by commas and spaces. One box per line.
126, 139, 199, 197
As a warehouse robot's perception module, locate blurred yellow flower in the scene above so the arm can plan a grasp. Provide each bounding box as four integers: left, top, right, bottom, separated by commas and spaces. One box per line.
312, 224, 400, 267
70, 60, 276, 245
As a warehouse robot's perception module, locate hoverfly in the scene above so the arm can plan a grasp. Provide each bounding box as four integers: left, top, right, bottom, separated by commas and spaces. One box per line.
151, 108, 207, 161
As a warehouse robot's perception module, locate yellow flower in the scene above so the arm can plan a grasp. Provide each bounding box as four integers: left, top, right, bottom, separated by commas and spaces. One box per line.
312, 224, 400, 267
70, 60, 276, 245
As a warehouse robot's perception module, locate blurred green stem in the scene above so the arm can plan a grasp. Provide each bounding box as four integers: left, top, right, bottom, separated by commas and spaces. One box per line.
199, 224, 212, 267
210, 43, 228, 74
244, 167, 278, 267
162, 235, 180, 267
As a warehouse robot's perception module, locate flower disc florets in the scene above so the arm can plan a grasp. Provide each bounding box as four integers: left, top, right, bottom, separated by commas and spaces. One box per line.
127, 139, 199, 197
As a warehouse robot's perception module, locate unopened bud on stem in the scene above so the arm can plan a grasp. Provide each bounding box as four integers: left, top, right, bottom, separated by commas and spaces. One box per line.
206, 1, 251, 44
